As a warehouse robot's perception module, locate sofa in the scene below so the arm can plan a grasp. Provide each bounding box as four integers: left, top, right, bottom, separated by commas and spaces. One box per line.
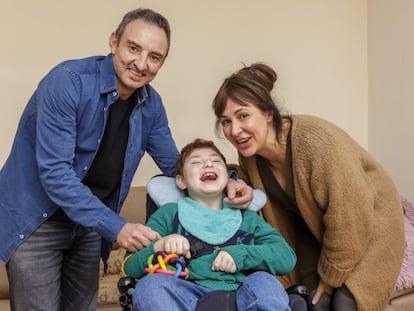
1, 186, 413, 310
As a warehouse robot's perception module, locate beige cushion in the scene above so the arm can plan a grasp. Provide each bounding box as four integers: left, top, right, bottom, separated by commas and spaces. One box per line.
0, 264, 9, 299
97, 241, 130, 305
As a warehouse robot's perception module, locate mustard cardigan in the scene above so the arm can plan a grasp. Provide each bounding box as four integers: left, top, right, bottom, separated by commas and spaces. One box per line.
236, 115, 405, 311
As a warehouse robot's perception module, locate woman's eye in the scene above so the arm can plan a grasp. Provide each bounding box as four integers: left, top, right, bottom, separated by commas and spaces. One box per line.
221, 119, 231, 127
239, 113, 249, 120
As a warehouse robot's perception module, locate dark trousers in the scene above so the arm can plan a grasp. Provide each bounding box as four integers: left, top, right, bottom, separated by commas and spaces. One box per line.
295, 221, 357, 311
6, 220, 101, 311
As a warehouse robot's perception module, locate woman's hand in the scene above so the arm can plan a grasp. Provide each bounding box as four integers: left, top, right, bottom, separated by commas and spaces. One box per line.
312, 279, 334, 305
224, 178, 253, 209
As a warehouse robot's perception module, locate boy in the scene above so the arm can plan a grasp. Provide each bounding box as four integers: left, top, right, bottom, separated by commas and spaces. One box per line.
123, 139, 296, 310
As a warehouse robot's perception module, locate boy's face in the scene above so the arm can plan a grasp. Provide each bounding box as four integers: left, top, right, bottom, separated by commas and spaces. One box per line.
176, 147, 228, 200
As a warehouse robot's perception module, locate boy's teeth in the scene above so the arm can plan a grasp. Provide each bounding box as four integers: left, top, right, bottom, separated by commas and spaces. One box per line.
201, 172, 217, 181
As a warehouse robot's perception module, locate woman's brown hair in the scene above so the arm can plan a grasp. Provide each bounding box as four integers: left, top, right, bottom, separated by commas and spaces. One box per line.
212, 63, 283, 141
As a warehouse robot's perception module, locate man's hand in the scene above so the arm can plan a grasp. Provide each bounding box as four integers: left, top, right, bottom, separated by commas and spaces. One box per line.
116, 223, 161, 252
224, 178, 253, 209
154, 234, 191, 259
212, 250, 236, 273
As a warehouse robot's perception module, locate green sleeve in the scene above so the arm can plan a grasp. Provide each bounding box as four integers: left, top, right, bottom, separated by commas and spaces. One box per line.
223, 210, 296, 275
122, 203, 178, 278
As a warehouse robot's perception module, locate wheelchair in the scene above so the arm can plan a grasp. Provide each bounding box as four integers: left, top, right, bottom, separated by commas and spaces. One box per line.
117, 175, 309, 310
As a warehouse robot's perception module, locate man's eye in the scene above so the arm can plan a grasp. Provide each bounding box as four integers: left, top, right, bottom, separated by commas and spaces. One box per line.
151, 54, 162, 62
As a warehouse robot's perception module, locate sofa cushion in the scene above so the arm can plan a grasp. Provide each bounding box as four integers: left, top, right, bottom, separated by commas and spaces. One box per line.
98, 248, 125, 306
98, 273, 121, 306
98, 186, 147, 306
387, 287, 414, 310
120, 187, 147, 224
395, 197, 414, 290
0, 264, 9, 299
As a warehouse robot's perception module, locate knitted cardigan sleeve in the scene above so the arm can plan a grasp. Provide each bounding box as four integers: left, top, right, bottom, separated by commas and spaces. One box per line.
291, 115, 393, 287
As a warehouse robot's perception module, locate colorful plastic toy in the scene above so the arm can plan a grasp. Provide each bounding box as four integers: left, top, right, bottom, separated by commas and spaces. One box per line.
144, 251, 189, 279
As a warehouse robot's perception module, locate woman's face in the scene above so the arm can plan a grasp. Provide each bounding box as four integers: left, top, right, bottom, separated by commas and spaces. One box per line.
219, 99, 274, 158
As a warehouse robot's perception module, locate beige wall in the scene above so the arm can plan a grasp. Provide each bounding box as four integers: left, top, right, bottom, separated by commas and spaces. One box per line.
1, 1, 369, 186
368, 0, 414, 202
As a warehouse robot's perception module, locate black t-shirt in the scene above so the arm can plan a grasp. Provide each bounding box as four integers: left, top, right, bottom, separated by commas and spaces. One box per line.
82, 93, 137, 201
49, 93, 137, 221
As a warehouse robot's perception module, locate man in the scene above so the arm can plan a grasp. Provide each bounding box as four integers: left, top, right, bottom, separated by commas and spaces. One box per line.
0, 8, 252, 310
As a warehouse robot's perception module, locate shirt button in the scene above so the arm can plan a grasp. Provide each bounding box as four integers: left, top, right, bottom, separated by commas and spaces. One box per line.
103, 107, 107, 112
113, 91, 118, 97
19, 234, 25, 240
42, 213, 48, 218
83, 166, 88, 171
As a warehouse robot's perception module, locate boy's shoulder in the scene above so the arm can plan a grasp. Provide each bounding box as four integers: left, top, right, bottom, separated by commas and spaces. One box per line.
156, 202, 179, 215
240, 209, 263, 224
241, 209, 260, 218
240, 209, 272, 228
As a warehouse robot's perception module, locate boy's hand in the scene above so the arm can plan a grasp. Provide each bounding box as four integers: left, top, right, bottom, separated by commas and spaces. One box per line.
155, 234, 191, 259
212, 250, 236, 273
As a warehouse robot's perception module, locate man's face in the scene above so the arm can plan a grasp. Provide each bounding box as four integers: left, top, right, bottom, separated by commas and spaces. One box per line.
109, 19, 168, 99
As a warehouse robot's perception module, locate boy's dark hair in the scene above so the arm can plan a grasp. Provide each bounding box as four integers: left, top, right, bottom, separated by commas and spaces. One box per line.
176, 139, 227, 176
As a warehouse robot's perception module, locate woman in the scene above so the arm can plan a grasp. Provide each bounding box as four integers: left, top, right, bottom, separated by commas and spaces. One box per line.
212, 63, 405, 311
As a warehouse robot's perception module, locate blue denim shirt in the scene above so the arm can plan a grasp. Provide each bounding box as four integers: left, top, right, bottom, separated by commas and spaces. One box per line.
0, 54, 179, 264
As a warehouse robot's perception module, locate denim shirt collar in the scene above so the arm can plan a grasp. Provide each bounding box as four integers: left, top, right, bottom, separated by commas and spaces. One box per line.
100, 54, 149, 106
100, 54, 117, 94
